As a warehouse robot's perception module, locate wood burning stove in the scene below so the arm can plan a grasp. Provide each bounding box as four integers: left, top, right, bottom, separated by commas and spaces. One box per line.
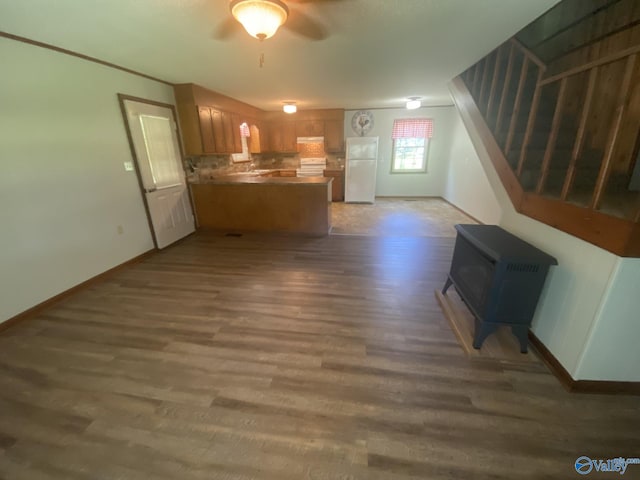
442, 225, 557, 353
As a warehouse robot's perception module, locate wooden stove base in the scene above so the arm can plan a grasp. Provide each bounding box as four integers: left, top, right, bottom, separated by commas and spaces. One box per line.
435, 289, 539, 363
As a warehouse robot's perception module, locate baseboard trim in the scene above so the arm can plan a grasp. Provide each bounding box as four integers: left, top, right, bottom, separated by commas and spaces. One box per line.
439, 197, 485, 225
528, 331, 640, 396
0, 249, 157, 335
374, 195, 441, 199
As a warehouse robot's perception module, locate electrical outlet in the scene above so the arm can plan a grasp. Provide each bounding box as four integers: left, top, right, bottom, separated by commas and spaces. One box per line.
124, 161, 134, 172
117, 225, 124, 235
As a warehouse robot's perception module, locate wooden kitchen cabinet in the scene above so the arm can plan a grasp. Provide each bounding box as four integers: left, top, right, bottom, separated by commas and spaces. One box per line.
246, 120, 260, 154
268, 121, 298, 153
244, 119, 268, 153
282, 121, 297, 152
196, 106, 243, 155
221, 112, 236, 153
324, 119, 344, 153
191, 180, 332, 236
198, 107, 217, 153
262, 169, 295, 177
175, 85, 345, 157
258, 108, 344, 154
267, 123, 283, 152
324, 168, 345, 202
231, 113, 243, 153
175, 84, 263, 156
296, 120, 324, 137
210, 109, 225, 152
259, 121, 270, 153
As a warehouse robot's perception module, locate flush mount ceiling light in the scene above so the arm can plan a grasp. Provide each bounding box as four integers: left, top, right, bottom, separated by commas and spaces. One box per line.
406, 97, 422, 110
283, 102, 297, 114
230, 0, 289, 41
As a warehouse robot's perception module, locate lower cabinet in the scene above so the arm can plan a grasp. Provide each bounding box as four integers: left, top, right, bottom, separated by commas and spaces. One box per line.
324, 169, 345, 202
262, 169, 297, 178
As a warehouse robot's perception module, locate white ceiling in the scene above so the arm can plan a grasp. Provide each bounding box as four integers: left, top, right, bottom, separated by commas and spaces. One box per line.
1, 0, 559, 111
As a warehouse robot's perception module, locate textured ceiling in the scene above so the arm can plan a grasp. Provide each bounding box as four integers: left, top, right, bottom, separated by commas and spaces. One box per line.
1, 0, 559, 110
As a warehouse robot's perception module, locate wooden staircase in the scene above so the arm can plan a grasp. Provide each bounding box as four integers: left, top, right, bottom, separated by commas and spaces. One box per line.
451, 0, 640, 256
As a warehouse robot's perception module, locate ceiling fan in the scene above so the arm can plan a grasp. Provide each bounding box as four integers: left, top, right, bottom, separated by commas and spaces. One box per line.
215, 0, 347, 42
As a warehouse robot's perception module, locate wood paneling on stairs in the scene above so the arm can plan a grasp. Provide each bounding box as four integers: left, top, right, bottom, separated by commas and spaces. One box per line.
455, 0, 640, 256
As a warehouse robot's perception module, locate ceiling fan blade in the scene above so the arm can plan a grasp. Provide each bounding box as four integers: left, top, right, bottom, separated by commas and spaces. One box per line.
213, 17, 239, 40
285, 7, 328, 41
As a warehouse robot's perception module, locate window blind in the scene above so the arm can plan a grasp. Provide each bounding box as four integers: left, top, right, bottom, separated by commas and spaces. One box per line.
392, 118, 434, 139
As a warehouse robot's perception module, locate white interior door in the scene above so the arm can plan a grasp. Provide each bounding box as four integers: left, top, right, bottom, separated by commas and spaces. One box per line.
123, 99, 195, 249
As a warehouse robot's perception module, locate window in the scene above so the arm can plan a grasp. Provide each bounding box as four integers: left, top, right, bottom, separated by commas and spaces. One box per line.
391, 118, 433, 173
392, 137, 429, 172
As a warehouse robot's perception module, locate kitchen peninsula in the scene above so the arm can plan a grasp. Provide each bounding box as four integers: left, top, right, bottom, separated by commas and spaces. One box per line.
190, 172, 333, 236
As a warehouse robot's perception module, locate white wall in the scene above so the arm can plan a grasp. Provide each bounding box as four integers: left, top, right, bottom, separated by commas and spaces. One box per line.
0, 38, 176, 323
500, 211, 618, 378
575, 258, 640, 381
445, 84, 632, 381
443, 111, 502, 224
344, 107, 455, 197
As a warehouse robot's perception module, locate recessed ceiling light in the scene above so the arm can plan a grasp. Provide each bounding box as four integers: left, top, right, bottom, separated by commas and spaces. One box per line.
406, 97, 422, 110
283, 102, 297, 114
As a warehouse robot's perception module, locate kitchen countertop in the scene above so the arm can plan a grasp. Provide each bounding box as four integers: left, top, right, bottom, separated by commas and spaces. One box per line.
191, 173, 332, 186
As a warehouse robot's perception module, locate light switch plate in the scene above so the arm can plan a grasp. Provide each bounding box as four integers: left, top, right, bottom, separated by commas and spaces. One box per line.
124, 161, 134, 172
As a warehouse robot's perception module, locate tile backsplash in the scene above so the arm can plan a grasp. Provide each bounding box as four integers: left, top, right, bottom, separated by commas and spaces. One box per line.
184, 154, 250, 180
185, 152, 343, 180
298, 143, 325, 158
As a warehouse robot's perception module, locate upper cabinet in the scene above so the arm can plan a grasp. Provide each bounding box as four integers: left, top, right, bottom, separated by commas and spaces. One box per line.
324, 119, 344, 153
196, 106, 243, 155
198, 107, 217, 153
294, 117, 345, 152
264, 109, 345, 154
296, 120, 324, 137
247, 120, 266, 154
268, 121, 297, 153
175, 84, 345, 156
210, 109, 225, 153
174, 83, 263, 156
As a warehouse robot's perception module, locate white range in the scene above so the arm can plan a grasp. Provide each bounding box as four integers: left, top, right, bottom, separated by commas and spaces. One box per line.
296, 157, 327, 177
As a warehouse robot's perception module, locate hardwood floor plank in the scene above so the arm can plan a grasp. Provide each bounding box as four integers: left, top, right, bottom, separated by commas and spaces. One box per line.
0, 226, 638, 479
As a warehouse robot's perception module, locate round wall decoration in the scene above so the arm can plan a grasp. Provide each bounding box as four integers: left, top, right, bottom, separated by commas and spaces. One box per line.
351, 110, 374, 136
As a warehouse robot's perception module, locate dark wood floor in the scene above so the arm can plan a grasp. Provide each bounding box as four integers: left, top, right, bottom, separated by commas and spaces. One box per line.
0, 233, 638, 479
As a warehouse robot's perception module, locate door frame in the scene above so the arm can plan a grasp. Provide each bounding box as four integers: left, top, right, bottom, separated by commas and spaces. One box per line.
117, 93, 193, 249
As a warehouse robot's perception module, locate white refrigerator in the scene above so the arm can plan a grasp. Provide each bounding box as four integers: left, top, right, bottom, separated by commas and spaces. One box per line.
345, 136, 379, 203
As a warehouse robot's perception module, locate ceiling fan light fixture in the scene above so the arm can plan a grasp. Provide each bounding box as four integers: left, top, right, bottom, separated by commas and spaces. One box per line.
406, 97, 422, 110
283, 102, 297, 114
230, 0, 289, 41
